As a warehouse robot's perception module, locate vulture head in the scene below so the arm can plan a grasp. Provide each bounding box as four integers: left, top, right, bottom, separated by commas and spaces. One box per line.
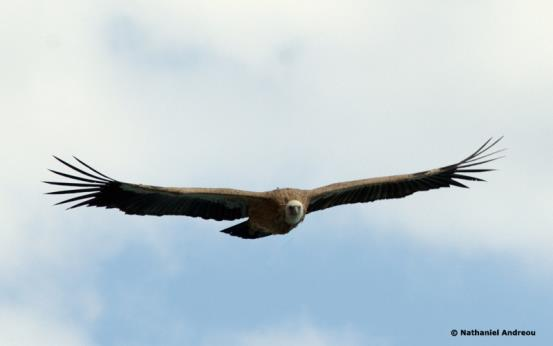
285, 200, 304, 225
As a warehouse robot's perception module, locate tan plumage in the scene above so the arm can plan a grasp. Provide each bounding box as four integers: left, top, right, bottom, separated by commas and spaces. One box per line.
45, 137, 504, 239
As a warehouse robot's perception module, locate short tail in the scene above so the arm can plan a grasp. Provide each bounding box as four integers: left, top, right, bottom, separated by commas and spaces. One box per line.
220, 221, 271, 239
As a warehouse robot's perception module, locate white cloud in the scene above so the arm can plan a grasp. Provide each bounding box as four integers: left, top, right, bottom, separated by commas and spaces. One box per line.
0, 306, 93, 346
96, 0, 553, 266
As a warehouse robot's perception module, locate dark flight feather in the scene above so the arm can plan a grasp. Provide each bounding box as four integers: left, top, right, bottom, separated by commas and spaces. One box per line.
45, 157, 265, 221
307, 137, 504, 213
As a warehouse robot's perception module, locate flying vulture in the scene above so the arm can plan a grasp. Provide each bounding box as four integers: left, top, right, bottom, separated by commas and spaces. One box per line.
45, 137, 504, 239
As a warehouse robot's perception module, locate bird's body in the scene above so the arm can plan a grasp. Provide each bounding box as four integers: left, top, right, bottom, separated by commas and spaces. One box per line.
45, 138, 504, 239
246, 189, 308, 237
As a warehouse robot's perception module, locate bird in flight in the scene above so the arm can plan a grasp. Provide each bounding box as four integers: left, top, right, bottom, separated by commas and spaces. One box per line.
45, 137, 504, 239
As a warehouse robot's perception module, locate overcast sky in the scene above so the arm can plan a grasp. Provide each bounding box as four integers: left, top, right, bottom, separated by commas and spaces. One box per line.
1, 1, 553, 345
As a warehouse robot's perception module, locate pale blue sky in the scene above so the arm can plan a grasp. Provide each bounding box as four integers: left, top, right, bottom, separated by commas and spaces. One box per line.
1, 1, 552, 345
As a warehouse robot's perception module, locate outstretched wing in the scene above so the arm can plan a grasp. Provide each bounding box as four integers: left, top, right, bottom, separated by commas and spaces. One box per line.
307, 137, 505, 213
44, 157, 267, 221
